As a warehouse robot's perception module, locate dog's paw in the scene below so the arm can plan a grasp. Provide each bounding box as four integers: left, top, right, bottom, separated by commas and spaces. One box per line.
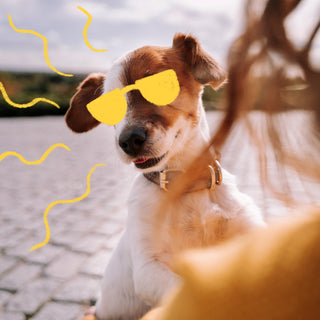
81, 306, 98, 320
81, 316, 98, 320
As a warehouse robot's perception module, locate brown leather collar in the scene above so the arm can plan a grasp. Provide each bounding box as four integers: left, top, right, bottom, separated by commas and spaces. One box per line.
143, 160, 222, 193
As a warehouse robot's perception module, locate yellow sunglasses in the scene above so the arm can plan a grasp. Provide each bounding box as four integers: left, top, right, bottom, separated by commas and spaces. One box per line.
86, 69, 180, 125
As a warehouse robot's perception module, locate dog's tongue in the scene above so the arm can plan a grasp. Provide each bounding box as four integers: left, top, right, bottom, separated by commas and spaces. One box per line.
133, 158, 149, 164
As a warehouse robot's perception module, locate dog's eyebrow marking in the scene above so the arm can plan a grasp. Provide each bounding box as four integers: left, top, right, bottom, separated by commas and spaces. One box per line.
30, 163, 107, 251
8, 14, 73, 77
77, 6, 107, 53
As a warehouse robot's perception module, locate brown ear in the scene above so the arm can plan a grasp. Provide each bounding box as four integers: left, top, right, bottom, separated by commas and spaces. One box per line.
172, 33, 227, 89
65, 73, 105, 133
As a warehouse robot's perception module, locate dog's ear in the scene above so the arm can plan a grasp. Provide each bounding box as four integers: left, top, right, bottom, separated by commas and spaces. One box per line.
65, 73, 105, 133
172, 33, 227, 89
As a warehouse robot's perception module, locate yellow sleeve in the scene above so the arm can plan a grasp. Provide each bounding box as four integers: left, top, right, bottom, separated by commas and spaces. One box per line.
141, 207, 320, 320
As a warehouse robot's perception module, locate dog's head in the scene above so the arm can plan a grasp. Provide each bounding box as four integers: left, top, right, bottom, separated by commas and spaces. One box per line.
66, 33, 226, 172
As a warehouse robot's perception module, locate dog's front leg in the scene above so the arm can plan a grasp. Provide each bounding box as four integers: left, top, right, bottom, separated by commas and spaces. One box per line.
95, 230, 150, 320
127, 186, 181, 307
132, 257, 180, 307
128, 220, 180, 306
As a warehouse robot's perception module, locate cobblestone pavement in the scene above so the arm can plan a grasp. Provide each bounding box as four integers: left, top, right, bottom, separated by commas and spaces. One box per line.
0, 112, 319, 319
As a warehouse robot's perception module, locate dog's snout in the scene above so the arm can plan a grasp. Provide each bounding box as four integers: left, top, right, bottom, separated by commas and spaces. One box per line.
119, 127, 147, 156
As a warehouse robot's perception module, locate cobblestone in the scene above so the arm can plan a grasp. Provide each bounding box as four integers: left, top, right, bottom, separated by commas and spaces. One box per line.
6, 241, 64, 265
54, 275, 100, 303
0, 229, 31, 250
71, 234, 107, 255
30, 302, 84, 320
0, 263, 42, 291
51, 231, 85, 248
44, 251, 87, 280
1, 312, 25, 320
81, 249, 112, 278
94, 219, 124, 236
0, 290, 12, 306
0, 256, 18, 276
6, 278, 62, 314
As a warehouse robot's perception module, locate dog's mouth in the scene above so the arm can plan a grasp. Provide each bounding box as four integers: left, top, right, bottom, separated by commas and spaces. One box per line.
133, 153, 166, 169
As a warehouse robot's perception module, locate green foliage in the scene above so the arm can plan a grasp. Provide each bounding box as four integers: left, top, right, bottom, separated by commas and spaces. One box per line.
0, 71, 227, 117
0, 71, 85, 117
202, 85, 225, 111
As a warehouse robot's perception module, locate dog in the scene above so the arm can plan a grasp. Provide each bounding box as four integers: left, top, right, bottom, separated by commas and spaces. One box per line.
65, 33, 266, 320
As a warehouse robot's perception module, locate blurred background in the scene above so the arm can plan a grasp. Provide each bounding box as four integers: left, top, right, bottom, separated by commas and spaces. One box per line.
0, 1, 319, 320
0, 0, 319, 116
0, 0, 246, 116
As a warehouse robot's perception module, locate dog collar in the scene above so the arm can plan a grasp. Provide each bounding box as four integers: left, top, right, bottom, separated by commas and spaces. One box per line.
143, 160, 222, 192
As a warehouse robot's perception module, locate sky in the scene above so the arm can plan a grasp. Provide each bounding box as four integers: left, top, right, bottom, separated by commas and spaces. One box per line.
0, 0, 319, 74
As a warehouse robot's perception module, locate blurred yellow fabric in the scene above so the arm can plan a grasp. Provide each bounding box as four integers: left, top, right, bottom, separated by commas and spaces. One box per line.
141, 207, 320, 320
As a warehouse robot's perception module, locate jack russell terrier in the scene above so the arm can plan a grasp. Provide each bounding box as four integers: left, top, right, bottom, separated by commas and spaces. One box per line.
65, 33, 266, 320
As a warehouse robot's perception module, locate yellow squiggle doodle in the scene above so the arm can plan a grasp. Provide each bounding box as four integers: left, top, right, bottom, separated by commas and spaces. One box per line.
77, 6, 107, 52
8, 14, 74, 77
0, 143, 70, 165
30, 163, 107, 251
0, 82, 60, 109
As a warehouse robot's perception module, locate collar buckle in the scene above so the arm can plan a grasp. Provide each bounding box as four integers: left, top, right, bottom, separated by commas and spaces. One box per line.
159, 168, 185, 191
208, 160, 223, 190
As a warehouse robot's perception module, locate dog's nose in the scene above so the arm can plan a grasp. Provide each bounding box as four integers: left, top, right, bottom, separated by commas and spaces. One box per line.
119, 127, 147, 156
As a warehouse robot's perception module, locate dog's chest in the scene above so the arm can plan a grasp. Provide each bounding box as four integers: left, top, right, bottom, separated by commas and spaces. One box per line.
163, 192, 230, 250
130, 184, 232, 265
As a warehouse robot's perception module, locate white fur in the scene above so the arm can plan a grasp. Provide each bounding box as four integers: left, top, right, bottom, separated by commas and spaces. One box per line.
95, 57, 265, 320
103, 55, 126, 93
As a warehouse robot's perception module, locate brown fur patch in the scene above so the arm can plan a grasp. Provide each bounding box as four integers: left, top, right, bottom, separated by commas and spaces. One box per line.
65, 73, 105, 133
173, 33, 227, 88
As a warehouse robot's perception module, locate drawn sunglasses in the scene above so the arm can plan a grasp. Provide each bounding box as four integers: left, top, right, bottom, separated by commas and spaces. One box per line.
86, 69, 180, 125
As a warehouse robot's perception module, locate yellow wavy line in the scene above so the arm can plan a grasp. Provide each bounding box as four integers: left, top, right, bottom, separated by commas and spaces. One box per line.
77, 6, 107, 52
0, 82, 60, 109
0, 143, 70, 165
30, 163, 107, 251
8, 14, 73, 77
